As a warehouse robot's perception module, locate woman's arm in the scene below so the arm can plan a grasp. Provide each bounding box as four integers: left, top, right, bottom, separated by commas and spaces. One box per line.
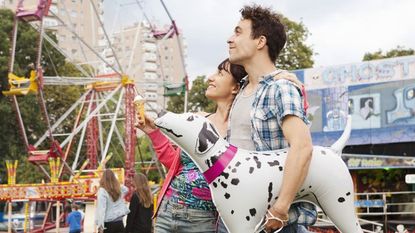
147, 129, 180, 169
136, 113, 180, 169
94, 188, 108, 230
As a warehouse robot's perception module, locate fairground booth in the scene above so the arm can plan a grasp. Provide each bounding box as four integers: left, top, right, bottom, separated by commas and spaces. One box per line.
294, 55, 415, 232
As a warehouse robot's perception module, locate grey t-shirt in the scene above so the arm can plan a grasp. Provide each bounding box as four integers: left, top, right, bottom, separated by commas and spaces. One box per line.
229, 87, 256, 150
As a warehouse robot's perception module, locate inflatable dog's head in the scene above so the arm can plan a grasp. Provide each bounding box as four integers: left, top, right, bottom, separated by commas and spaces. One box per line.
154, 111, 222, 158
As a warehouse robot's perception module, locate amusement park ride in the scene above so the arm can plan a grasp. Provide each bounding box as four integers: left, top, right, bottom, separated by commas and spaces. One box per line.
0, 0, 185, 232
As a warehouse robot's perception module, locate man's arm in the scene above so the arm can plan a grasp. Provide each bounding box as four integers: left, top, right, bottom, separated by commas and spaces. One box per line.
265, 115, 313, 231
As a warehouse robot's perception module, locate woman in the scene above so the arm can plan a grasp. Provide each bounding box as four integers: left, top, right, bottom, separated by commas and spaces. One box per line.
136, 58, 304, 232
136, 58, 246, 233
95, 169, 130, 233
126, 173, 153, 233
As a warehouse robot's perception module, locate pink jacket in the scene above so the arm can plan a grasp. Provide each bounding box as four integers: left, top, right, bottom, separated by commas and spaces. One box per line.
148, 128, 184, 218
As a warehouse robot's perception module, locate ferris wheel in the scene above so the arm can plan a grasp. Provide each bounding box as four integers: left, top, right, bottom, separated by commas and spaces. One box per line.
2, 0, 186, 193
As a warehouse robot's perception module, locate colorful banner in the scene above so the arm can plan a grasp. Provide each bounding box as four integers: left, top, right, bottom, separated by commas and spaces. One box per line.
0, 168, 124, 201
342, 154, 415, 169
302, 55, 415, 90
293, 55, 415, 146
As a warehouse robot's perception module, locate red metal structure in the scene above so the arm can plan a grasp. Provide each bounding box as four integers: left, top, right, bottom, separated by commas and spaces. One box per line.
124, 82, 137, 200
85, 92, 99, 169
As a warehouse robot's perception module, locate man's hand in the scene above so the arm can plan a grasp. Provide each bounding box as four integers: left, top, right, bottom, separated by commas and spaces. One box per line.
264, 206, 289, 232
274, 71, 303, 89
135, 113, 157, 134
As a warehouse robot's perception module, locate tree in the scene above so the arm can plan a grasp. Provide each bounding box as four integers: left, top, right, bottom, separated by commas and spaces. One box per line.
363, 46, 414, 61
167, 76, 216, 113
277, 16, 314, 70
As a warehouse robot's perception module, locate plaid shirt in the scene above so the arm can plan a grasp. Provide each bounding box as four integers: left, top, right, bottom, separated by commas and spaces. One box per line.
228, 70, 316, 226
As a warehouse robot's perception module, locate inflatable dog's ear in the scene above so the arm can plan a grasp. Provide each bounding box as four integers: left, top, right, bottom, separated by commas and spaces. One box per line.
196, 122, 219, 154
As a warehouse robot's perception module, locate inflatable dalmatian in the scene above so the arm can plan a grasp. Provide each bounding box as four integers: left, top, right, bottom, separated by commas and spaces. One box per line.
154, 111, 363, 233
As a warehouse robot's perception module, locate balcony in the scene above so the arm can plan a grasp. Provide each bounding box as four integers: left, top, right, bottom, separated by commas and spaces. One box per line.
143, 63, 157, 72
144, 72, 158, 80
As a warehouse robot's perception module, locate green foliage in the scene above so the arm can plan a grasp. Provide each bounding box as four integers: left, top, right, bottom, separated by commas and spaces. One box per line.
188, 76, 216, 113
277, 16, 314, 70
363, 46, 414, 61
166, 94, 184, 113
166, 76, 216, 113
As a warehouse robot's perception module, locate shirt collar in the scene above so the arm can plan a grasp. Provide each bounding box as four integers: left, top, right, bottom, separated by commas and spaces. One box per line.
240, 69, 283, 87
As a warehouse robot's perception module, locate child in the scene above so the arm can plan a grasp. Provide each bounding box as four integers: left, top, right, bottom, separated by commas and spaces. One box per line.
67, 204, 82, 233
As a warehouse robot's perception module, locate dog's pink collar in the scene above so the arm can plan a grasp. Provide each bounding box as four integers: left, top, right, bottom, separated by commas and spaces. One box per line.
203, 144, 238, 184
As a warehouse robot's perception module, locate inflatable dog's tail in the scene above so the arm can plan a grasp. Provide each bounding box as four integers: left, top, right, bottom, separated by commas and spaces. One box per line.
330, 115, 352, 155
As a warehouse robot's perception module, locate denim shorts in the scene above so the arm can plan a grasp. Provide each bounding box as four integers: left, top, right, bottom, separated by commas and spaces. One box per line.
154, 198, 217, 233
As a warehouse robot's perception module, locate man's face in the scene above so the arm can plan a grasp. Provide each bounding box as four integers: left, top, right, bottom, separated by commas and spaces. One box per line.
227, 19, 258, 65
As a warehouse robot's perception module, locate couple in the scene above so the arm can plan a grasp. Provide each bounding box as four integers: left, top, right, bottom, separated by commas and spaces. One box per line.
136, 4, 315, 233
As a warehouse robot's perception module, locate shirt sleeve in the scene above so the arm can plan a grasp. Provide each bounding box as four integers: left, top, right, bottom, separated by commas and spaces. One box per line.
94, 188, 107, 229
147, 129, 180, 169
274, 80, 308, 127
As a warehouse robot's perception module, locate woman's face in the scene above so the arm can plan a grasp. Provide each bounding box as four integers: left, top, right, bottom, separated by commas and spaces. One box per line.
205, 67, 238, 101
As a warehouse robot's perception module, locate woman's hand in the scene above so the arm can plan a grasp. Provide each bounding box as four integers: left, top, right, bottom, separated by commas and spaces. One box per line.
135, 113, 157, 134
274, 71, 303, 89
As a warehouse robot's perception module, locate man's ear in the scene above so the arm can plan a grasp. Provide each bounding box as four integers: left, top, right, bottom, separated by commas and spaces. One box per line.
257, 35, 267, 49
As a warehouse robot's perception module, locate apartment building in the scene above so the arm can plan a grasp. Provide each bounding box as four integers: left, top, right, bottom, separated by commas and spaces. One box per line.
110, 22, 187, 113
2, 0, 104, 67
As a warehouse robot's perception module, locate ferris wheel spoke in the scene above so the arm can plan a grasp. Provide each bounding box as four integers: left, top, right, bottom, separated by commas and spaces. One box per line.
60, 84, 122, 148
59, 0, 95, 76
34, 91, 91, 147
101, 87, 125, 163
88, 0, 124, 74
99, 92, 126, 151
49, 11, 122, 75
28, 22, 92, 77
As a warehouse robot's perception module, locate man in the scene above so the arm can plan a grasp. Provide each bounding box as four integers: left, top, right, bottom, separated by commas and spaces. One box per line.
221, 4, 315, 233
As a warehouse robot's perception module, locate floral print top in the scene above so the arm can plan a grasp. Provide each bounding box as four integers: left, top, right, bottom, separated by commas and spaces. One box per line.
166, 151, 216, 211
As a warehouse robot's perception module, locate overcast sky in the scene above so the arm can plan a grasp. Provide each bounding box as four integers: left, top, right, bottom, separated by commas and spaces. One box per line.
105, 0, 415, 80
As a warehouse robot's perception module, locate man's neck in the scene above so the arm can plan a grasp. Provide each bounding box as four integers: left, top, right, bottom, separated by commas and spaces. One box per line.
244, 58, 277, 85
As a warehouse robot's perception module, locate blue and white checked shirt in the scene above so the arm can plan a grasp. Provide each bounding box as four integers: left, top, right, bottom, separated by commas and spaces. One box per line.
228, 70, 317, 226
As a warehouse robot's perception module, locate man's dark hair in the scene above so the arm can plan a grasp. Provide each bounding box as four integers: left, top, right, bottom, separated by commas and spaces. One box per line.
240, 4, 286, 63
217, 58, 247, 84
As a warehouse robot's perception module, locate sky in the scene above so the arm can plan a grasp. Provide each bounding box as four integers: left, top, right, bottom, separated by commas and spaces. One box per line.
105, 0, 415, 81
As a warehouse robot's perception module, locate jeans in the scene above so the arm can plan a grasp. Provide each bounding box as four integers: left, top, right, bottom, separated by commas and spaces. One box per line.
297, 225, 311, 233
216, 217, 298, 233
154, 198, 217, 233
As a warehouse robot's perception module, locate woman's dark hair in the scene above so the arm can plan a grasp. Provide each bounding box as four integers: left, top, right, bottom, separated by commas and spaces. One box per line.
217, 58, 247, 84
